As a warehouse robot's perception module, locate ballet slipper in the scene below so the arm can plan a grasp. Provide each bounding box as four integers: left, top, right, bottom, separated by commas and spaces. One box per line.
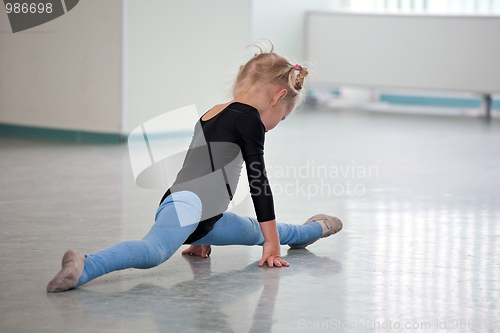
46, 249, 85, 293
289, 214, 343, 249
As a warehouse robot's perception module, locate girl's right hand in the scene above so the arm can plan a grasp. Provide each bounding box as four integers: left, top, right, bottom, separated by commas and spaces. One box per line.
181, 245, 211, 258
259, 241, 289, 268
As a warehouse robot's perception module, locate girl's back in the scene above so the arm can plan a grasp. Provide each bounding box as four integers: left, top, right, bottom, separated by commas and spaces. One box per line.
159, 101, 267, 241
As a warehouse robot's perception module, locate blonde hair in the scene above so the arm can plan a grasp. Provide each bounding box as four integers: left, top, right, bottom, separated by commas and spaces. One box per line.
232, 39, 309, 108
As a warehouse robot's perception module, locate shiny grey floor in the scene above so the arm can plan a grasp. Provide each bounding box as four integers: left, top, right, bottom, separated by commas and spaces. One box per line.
1, 108, 499, 333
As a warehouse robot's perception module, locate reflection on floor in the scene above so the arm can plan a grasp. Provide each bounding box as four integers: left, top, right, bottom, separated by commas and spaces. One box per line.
1, 108, 499, 332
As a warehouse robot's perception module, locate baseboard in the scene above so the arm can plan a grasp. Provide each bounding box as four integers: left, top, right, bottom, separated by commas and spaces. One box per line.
0, 123, 124, 144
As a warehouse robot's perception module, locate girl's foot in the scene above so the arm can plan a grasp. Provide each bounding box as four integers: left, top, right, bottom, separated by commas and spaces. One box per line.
47, 249, 85, 293
181, 244, 211, 258
289, 214, 343, 249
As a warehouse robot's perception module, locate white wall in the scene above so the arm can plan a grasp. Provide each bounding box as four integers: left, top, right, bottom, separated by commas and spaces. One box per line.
306, 12, 500, 93
124, 0, 251, 134
0, 0, 252, 136
0, 0, 122, 133
2, 0, 497, 136
251, 0, 346, 62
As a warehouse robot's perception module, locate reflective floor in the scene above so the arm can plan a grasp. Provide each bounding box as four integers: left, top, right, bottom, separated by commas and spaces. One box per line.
1, 108, 499, 332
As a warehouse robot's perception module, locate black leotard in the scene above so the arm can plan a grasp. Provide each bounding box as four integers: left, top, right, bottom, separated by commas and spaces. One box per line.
159, 102, 275, 244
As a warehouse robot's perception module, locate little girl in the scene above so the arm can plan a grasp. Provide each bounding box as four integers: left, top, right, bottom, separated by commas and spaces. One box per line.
47, 40, 343, 293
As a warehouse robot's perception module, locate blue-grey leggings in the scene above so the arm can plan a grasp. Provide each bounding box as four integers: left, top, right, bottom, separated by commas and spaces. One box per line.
77, 191, 322, 287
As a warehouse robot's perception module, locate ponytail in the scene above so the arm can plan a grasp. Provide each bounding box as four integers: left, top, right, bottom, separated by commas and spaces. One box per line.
234, 39, 310, 107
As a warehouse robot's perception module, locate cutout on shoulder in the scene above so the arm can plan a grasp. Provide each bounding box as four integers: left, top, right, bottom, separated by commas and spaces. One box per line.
201, 102, 232, 122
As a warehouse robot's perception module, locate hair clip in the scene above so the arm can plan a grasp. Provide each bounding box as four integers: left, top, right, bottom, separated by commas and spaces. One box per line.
294, 64, 301, 71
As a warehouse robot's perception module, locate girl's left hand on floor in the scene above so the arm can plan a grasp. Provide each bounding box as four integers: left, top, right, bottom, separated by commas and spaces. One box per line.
181, 245, 211, 258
